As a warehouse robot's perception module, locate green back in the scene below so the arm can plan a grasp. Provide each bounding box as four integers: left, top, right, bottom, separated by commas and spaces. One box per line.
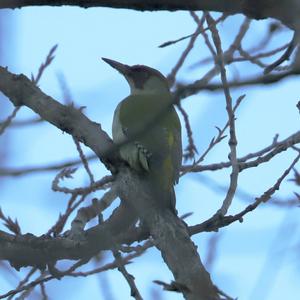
112, 93, 182, 190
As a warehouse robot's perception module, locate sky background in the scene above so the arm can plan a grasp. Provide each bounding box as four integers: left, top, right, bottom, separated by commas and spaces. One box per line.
0, 7, 299, 300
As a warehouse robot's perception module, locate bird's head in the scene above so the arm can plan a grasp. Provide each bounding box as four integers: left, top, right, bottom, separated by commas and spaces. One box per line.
102, 58, 170, 95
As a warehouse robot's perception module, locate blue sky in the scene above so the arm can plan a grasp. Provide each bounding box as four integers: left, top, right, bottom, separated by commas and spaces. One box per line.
0, 7, 299, 300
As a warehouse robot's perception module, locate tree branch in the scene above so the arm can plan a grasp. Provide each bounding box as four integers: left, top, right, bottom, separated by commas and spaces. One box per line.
0, 66, 219, 299
116, 167, 219, 300
176, 68, 300, 98
0, 66, 117, 168
0, 202, 137, 270
182, 131, 300, 173
190, 151, 300, 234
0, 0, 244, 14
2, 0, 300, 30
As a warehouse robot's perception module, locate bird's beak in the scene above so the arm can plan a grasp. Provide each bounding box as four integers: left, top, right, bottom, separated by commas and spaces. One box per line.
102, 58, 131, 76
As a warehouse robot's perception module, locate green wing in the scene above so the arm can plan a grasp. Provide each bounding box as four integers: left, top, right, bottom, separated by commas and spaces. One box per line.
112, 94, 182, 187
168, 107, 182, 184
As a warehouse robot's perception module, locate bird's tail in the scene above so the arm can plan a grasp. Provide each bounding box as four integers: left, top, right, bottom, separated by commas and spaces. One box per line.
169, 186, 178, 215
153, 184, 177, 215
147, 172, 178, 214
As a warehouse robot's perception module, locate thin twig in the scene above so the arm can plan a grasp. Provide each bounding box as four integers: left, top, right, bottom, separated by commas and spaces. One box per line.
206, 13, 239, 215
0, 154, 97, 177
167, 12, 205, 86
31, 44, 58, 84
180, 94, 245, 177
190, 17, 251, 69
177, 102, 198, 160
52, 168, 112, 194
73, 137, 95, 184
183, 131, 300, 173
264, 31, 297, 74
46, 194, 78, 236
113, 250, 143, 300
0, 44, 58, 136
0, 207, 21, 235
0, 240, 152, 299
159, 14, 227, 48
174, 18, 251, 100
237, 43, 290, 71
7, 268, 37, 300
69, 186, 117, 237
72, 240, 153, 278
0, 107, 21, 136
191, 151, 300, 233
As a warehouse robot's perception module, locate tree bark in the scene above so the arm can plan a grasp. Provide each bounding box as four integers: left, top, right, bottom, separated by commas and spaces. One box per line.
1, 0, 300, 29
117, 167, 219, 299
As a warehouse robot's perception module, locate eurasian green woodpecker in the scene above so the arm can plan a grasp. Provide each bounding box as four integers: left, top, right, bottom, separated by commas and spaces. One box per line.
102, 58, 182, 212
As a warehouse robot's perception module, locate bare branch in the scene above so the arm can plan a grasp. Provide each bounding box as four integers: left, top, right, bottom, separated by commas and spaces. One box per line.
167, 12, 205, 86
159, 14, 226, 49
0, 107, 20, 135
113, 250, 143, 300
182, 131, 300, 173
7, 268, 38, 300
52, 169, 112, 194
191, 151, 300, 233
73, 137, 95, 184
0, 66, 115, 165
264, 31, 297, 74
0, 154, 97, 177
69, 186, 118, 238
177, 68, 300, 96
0, 208, 21, 235
206, 13, 239, 215
177, 102, 198, 160
0, 45, 57, 136
181, 94, 245, 177
32, 44, 58, 85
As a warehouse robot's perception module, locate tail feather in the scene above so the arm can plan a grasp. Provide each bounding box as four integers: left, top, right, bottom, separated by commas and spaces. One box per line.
169, 186, 178, 215
154, 185, 177, 215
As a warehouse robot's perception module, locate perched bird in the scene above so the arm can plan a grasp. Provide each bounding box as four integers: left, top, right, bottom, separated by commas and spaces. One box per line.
103, 58, 182, 212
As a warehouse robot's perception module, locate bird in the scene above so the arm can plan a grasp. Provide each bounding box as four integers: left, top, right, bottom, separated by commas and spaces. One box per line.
102, 58, 182, 213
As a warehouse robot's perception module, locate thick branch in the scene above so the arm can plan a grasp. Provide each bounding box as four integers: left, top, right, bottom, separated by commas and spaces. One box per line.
0, 203, 137, 270
0, 0, 244, 13
2, 0, 300, 30
0, 66, 116, 166
117, 167, 219, 300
